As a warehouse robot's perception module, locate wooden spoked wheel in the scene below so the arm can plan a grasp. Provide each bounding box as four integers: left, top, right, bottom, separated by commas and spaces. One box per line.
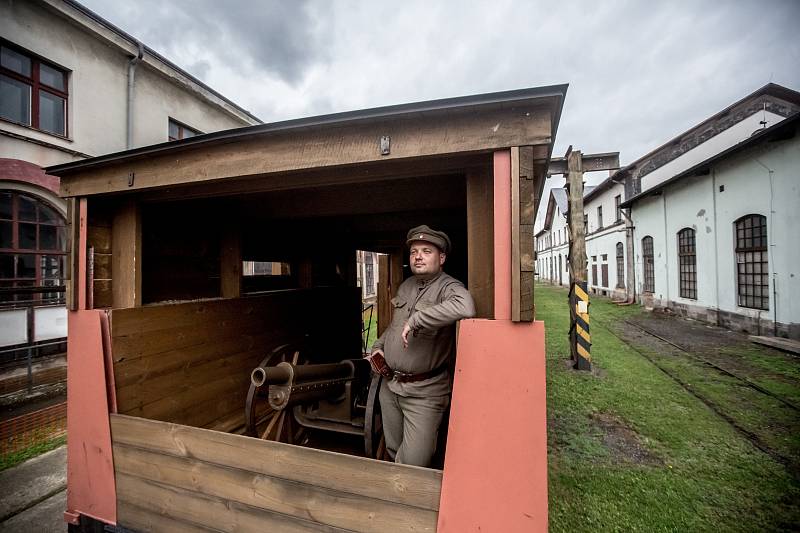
364, 373, 390, 461
244, 343, 308, 443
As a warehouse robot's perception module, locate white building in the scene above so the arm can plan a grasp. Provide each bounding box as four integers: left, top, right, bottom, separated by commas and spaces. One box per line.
0, 0, 261, 354
622, 111, 800, 339
582, 178, 629, 300
535, 186, 594, 288
535, 83, 800, 339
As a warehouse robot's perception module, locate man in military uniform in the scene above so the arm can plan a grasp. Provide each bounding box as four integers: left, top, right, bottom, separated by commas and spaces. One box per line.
367, 225, 475, 467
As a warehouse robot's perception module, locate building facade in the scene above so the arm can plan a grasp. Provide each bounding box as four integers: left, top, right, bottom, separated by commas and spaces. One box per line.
1, 0, 261, 354
623, 114, 800, 339
536, 84, 800, 339
535, 187, 569, 287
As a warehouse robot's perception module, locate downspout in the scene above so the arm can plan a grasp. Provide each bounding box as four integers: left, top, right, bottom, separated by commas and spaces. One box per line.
754, 157, 777, 336
622, 207, 635, 303
662, 191, 669, 305
711, 169, 720, 326
126, 41, 145, 150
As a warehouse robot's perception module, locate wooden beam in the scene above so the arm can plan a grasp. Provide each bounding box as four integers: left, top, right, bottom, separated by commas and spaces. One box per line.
511, 147, 535, 322
519, 146, 535, 322
466, 169, 494, 319
511, 147, 521, 321
60, 105, 552, 197
138, 154, 488, 203
66, 198, 80, 310
111, 199, 142, 309
547, 151, 620, 175
566, 150, 587, 282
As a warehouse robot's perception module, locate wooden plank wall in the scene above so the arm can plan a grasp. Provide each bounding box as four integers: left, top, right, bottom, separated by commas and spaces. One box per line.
110, 288, 361, 431
111, 415, 441, 532
466, 169, 494, 318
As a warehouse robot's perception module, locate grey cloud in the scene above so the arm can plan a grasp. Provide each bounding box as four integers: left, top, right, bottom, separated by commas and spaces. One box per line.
81, 0, 330, 85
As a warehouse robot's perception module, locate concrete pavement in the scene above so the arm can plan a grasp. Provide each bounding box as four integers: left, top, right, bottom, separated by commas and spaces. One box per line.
0, 445, 67, 532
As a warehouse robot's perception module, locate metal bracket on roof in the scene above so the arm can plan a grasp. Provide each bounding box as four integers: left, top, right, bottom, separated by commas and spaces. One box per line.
380, 136, 390, 156
127, 172, 135, 187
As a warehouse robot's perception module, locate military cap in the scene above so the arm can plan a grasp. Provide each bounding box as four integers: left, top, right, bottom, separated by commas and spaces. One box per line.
406, 225, 451, 254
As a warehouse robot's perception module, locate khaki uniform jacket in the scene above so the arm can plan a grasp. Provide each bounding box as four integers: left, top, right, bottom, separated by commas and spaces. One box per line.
371, 272, 475, 397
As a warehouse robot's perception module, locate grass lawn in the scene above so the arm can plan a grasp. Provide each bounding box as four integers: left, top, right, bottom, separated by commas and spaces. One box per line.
538, 283, 799, 531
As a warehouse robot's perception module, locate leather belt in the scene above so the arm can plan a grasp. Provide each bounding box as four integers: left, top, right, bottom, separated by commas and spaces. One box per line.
369, 352, 447, 383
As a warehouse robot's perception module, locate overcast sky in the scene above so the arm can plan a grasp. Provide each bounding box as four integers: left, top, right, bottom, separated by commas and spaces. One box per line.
80, 0, 799, 225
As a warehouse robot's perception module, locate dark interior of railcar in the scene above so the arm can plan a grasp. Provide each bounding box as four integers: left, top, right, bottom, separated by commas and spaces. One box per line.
90, 170, 475, 465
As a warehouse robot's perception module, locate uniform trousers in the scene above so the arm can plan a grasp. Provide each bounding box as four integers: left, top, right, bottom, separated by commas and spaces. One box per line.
379, 378, 450, 467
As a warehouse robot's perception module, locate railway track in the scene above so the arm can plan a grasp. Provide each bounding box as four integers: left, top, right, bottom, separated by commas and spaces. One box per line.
621, 319, 800, 412
594, 317, 799, 472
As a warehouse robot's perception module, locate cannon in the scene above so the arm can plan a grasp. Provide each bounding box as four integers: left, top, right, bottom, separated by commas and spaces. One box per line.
244, 342, 386, 459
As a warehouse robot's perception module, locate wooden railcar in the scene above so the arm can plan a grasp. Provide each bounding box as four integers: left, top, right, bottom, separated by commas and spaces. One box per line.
48, 85, 566, 532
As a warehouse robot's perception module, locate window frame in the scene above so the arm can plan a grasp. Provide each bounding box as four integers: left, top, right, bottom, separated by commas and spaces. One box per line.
642, 236, 655, 293
0, 40, 69, 137
734, 214, 769, 310
597, 205, 603, 230
677, 228, 697, 300
615, 195, 622, 222
616, 242, 625, 289
168, 118, 202, 141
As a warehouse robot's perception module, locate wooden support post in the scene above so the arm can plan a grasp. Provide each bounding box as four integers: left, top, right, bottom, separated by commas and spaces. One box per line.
565, 149, 591, 370
111, 199, 142, 309
376, 253, 391, 339
66, 198, 81, 311
466, 169, 494, 319
511, 146, 536, 322
220, 226, 241, 298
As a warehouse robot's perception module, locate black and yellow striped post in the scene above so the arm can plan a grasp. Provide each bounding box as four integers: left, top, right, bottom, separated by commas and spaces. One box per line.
569, 281, 591, 370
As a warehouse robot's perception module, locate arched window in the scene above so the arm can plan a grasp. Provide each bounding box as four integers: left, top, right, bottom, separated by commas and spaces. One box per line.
0, 191, 67, 304
677, 228, 696, 299
642, 236, 654, 293
616, 242, 624, 289
735, 214, 768, 310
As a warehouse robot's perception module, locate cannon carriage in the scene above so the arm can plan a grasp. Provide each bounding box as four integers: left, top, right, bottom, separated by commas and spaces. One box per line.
52, 86, 563, 532
245, 341, 386, 459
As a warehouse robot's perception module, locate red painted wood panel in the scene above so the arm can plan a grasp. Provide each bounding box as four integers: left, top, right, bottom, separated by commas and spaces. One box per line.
438, 319, 548, 532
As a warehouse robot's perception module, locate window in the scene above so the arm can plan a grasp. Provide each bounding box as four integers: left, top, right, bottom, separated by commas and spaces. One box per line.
616, 242, 624, 288
597, 205, 603, 229
735, 214, 768, 310
558, 255, 563, 285
615, 195, 622, 222
0, 42, 68, 136
583, 214, 588, 230
242, 261, 292, 276
0, 191, 67, 304
168, 118, 201, 141
364, 253, 375, 296
677, 228, 696, 299
642, 236, 654, 293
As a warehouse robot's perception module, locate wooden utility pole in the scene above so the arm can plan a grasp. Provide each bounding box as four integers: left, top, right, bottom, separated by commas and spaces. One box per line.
565, 148, 591, 370
547, 149, 620, 371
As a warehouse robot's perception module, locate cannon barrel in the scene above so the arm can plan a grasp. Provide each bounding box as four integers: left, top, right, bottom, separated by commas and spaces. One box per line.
250, 361, 354, 388
250, 359, 370, 411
